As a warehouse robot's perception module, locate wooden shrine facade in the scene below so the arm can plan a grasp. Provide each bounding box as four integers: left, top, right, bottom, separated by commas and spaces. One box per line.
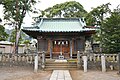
37, 33, 86, 59
22, 18, 96, 59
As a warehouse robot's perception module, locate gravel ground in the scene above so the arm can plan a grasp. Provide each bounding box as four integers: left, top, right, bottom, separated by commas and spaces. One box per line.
0, 66, 51, 80
70, 70, 120, 80
0, 67, 120, 80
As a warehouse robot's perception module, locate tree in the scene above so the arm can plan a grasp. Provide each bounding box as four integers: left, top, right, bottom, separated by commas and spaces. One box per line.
85, 3, 111, 53
102, 7, 120, 53
23, 40, 30, 51
0, 0, 39, 54
38, 1, 87, 18
86, 3, 111, 26
0, 25, 8, 41
9, 29, 24, 43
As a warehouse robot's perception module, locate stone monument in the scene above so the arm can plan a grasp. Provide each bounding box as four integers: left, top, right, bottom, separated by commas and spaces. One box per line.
84, 40, 93, 56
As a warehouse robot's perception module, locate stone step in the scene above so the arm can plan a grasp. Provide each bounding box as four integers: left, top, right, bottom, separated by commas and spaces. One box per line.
45, 61, 77, 70
45, 63, 77, 67
46, 62, 68, 64
46, 62, 77, 64
45, 64, 77, 67
45, 67, 78, 71
46, 63, 77, 66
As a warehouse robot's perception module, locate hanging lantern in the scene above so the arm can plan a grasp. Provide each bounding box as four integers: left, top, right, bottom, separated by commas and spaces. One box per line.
54, 41, 56, 44
58, 41, 61, 45
66, 41, 68, 44
62, 41, 64, 45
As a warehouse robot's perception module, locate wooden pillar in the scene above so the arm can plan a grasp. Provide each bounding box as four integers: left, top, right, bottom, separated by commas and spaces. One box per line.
74, 39, 77, 54
50, 39, 52, 59
70, 39, 72, 58
81, 36, 85, 51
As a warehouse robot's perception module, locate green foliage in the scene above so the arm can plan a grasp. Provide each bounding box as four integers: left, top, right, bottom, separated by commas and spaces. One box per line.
23, 40, 30, 44
39, 1, 87, 18
86, 3, 111, 26
9, 29, 23, 43
102, 10, 120, 53
85, 3, 111, 47
0, 0, 37, 29
0, 25, 8, 41
0, 0, 38, 53
23, 40, 30, 48
9, 29, 15, 42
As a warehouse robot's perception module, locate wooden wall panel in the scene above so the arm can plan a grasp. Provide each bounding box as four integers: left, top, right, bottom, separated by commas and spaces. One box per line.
74, 37, 85, 52
38, 39, 48, 52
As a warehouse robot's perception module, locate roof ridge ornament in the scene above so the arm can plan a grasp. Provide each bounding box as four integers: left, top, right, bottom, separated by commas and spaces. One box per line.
79, 17, 86, 28
38, 18, 43, 29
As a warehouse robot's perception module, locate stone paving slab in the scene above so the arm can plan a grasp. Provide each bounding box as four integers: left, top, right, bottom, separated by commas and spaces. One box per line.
49, 70, 72, 80
55, 60, 67, 62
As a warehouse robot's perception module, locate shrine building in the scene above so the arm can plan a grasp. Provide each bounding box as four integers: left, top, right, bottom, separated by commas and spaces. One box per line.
22, 18, 96, 59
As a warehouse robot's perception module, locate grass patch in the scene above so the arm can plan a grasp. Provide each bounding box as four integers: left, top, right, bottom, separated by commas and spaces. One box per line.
67, 59, 77, 63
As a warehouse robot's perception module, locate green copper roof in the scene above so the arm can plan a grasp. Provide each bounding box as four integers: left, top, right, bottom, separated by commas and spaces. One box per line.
23, 18, 96, 32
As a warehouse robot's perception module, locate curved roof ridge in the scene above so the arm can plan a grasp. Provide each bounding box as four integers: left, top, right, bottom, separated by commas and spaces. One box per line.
40, 17, 81, 20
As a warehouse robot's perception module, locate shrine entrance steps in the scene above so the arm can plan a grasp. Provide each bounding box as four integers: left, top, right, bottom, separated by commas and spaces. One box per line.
45, 59, 77, 70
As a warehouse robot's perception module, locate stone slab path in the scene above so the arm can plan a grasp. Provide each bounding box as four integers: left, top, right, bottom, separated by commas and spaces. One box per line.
54, 60, 67, 62
49, 70, 72, 80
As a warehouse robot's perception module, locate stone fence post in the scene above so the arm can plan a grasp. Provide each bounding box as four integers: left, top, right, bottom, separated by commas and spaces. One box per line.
41, 51, 45, 69
34, 54, 38, 72
118, 52, 120, 75
101, 55, 106, 72
82, 56, 87, 72
0, 54, 2, 61
77, 51, 80, 69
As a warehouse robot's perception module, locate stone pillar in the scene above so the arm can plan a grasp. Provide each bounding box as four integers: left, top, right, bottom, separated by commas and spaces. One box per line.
77, 51, 80, 69
101, 56, 106, 72
118, 53, 120, 75
113, 55, 115, 61
70, 40, 72, 58
34, 54, 38, 72
90, 55, 92, 61
83, 56, 87, 72
0, 54, 2, 61
42, 51, 45, 69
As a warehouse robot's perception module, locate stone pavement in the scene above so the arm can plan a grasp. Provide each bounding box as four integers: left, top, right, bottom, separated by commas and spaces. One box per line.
54, 60, 67, 62
49, 70, 72, 80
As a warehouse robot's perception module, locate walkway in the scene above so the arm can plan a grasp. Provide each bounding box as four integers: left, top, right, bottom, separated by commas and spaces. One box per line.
49, 70, 72, 80
49, 60, 72, 80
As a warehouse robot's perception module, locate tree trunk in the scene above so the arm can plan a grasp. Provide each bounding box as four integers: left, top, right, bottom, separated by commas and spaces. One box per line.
15, 28, 21, 54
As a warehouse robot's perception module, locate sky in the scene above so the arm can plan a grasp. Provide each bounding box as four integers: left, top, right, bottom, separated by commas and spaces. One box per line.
0, 0, 120, 29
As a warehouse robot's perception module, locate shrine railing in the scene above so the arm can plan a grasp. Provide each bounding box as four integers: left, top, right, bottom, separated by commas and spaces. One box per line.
0, 53, 42, 66
77, 53, 119, 70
